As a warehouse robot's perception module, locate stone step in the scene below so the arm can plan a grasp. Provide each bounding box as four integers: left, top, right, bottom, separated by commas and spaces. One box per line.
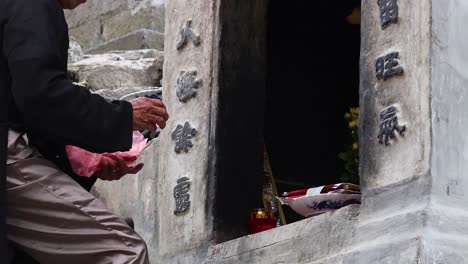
68, 49, 164, 98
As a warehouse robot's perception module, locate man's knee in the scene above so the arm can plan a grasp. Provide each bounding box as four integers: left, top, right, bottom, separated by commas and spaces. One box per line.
132, 236, 149, 264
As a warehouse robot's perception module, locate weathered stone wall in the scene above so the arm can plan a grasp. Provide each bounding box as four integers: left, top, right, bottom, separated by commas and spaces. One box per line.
206, 206, 359, 264
356, 0, 432, 262
152, 0, 271, 262
155, 0, 220, 262
156, 0, 434, 262
360, 2, 431, 191
426, 0, 468, 262
65, 0, 165, 53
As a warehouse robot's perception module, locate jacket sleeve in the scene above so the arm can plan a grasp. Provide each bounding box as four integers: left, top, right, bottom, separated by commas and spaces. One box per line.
3, 0, 133, 153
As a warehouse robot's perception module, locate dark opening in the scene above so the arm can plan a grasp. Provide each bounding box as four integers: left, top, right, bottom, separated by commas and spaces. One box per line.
214, 0, 361, 242
265, 1, 361, 224
214, 0, 269, 243
266, 1, 361, 185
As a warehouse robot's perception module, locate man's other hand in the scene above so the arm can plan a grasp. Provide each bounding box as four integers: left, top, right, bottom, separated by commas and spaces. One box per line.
96, 155, 144, 181
130, 97, 169, 131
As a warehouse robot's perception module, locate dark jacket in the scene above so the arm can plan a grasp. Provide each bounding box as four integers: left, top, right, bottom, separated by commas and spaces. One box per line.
0, 0, 135, 257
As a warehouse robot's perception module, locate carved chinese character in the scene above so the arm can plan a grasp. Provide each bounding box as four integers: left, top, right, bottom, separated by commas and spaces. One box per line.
378, 0, 398, 28
176, 70, 203, 102
171, 122, 198, 153
378, 106, 406, 146
376, 52, 403, 80
174, 177, 191, 215
176, 20, 201, 50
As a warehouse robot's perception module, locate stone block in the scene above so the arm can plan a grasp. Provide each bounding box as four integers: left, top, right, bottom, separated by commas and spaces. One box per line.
86, 29, 164, 54
68, 39, 84, 64
65, 19, 103, 51
65, 0, 165, 51
205, 206, 359, 264
68, 49, 164, 92
64, 3, 95, 27
100, 7, 163, 44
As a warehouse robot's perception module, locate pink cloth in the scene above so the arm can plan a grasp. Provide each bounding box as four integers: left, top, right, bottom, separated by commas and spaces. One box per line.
66, 131, 147, 177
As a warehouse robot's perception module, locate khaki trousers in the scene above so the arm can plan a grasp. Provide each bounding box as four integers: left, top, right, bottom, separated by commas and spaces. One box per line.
6, 133, 149, 264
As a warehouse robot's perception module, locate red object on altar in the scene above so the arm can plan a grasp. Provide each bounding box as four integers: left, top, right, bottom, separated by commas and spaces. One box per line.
248, 208, 277, 234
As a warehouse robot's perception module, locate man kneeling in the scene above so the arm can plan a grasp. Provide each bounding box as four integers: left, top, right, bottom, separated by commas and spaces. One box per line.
0, 0, 169, 263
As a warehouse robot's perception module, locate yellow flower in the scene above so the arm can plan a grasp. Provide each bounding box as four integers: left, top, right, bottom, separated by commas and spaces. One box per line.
352, 143, 358, 150
350, 107, 360, 115
346, 7, 361, 25
348, 120, 358, 128
344, 113, 352, 120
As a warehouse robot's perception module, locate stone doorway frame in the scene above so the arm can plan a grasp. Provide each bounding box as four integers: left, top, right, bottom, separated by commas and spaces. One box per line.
154, 0, 457, 263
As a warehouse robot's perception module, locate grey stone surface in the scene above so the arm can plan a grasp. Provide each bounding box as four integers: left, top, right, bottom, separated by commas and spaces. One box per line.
65, 0, 165, 51
205, 206, 359, 264
360, 0, 431, 191
68, 39, 84, 64
68, 49, 164, 92
428, 0, 468, 262
356, 0, 433, 263
86, 29, 164, 54
155, 1, 219, 261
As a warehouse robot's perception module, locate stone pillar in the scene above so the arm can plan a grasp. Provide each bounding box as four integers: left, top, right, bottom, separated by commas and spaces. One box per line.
156, 1, 219, 263
359, 0, 468, 262
156, 0, 267, 262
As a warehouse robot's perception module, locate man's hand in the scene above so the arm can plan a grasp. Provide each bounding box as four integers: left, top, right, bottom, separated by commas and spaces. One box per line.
130, 97, 169, 131
96, 155, 144, 181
